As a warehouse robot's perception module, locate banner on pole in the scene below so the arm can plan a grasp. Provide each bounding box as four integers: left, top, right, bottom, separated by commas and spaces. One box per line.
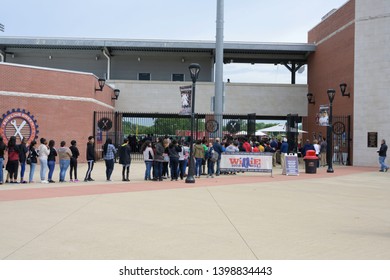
179, 85, 192, 115
318, 105, 330, 126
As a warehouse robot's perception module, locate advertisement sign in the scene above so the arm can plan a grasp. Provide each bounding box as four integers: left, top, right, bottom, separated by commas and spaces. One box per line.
179, 85, 192, 115
220, 152, 273, 175
318, 105, 329, 126
284, 154, 299, 176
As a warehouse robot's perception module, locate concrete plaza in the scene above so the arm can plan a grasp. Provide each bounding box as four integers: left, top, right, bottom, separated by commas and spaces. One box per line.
0, 161, 389, 260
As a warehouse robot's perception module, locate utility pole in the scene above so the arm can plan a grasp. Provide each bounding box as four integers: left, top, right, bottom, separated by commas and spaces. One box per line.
214, 0, 224, 138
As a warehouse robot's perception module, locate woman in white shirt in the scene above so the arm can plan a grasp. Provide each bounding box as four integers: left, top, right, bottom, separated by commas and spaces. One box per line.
38, 138, 50, 183
313, 139, 321, 167
142, 140, 154, 180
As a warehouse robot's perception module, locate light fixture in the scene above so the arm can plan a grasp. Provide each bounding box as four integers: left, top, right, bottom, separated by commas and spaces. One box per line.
339, 82, 350, 97
181, 58, 185, 63
307, 92, 315, 104
327, 88, 336, 103
95, 55, 100, 60
112, 89, 120, 100
188, 63, 201, 83
326, 88, 336, 173
49, 55, 52, 60
137, 57, 141, 62
95, 78, 105, 92
185, 63, 201, 184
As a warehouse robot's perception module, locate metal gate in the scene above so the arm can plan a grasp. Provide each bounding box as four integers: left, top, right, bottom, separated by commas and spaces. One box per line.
94, 111, 292, 161
332, 115, 351, 165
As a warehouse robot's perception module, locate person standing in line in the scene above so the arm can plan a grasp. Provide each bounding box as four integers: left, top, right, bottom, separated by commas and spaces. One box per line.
301, 139, 315, 157
141, 140, 154, 181
69, 140, 80, 182
28, 140, 38, 183
7, 136, 20, 184
201, 139, 208, 175
47, 140, 57, 183
84, 136, 95, 182
177, 141, 187, 180
57, 141, 72, 182
18, 138, 29, 184
206, 141, 216, 178
119, 138, 132, 181
194, 139, 205, 178
320, 137, 327, 167
38, 138, 50, 184
154, 137, 165, 181
168, 139, 181, 181
280, 137, 289, 175
212, 138, 223, 176
313, 139, 321, 168
162, 138, 170, 179
0, 136, 6, 185
102, 138, 117, 181
377, 139, 389, 172
270, 137, 278, 167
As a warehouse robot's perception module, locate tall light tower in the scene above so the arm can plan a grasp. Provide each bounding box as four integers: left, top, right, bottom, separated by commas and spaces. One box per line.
214, 0, 224, 138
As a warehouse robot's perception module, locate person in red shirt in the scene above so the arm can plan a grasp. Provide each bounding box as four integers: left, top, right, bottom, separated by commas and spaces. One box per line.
252, 143, 260, 153
242, 138, 252, 152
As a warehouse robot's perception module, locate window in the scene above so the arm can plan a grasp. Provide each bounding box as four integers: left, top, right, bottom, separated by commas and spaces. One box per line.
172, 73, 184, 81
138, 73, 151, 80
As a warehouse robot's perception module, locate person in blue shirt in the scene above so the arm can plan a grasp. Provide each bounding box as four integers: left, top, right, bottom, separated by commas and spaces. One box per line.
103, 138, 117, 181
280, 138, 289, 174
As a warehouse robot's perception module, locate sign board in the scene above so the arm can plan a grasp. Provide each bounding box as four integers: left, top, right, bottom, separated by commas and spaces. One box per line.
283, 153, 299, 176
220, 152, 273, 176
367, 132, 378, 148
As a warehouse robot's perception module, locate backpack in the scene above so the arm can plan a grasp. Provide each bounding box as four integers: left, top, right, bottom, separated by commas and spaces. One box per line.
210, 150, 219, 162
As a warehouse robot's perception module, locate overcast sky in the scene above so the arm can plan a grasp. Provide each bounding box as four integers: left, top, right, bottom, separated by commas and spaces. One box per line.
1, 0, 348, 83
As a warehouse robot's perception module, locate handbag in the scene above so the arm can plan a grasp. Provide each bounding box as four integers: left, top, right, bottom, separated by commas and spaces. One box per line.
26, 152, 31, 165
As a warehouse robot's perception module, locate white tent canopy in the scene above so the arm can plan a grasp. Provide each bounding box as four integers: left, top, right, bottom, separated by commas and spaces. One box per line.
235, 130, 268, 136
260, 123, 307, 133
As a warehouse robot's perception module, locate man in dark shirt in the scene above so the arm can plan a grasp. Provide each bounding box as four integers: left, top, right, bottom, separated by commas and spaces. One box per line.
212, 138, 223, 176
84, 136, 96, 182
378, 139, 389, 172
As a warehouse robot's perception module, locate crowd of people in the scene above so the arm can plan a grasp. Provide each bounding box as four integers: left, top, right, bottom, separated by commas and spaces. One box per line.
0, 135, 80, 184
0, 134, 286, 185
2, 133, 387, 185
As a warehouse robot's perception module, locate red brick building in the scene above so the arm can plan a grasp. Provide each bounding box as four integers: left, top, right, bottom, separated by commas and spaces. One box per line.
306, 0, 355, 164
0, 63, 115, 161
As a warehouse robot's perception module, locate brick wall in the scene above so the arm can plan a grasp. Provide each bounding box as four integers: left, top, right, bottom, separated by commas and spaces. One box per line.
306, 0, 355, 164
0, 63, 115, 162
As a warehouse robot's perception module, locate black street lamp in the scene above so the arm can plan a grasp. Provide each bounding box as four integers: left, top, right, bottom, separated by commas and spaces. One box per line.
326, 88, 336, 173
185, 63, 201, 184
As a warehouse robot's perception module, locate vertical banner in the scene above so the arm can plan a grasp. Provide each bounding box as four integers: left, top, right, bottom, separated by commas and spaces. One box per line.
318, 105, 330, 126
179, 85, 192, 115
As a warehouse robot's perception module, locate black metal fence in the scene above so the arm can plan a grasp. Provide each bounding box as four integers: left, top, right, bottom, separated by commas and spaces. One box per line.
93, 111, 290, 161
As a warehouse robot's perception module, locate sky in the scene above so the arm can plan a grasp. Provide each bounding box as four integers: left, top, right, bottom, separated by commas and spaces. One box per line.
0, 0, 348, 83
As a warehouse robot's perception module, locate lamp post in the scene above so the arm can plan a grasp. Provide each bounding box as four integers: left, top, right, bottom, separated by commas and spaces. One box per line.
326, 88, 336, 173
185, 63, 201, 183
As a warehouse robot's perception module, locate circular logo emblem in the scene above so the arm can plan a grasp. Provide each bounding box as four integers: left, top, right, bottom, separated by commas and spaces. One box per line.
97, 117, 113, 131
226, 120, 240, 134
205, 120, 219, 133
333, 121, 346, 135
0, 109, 39, 144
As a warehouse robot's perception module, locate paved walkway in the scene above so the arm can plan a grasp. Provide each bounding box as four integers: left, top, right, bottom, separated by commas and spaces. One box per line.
0, 161, 389, 260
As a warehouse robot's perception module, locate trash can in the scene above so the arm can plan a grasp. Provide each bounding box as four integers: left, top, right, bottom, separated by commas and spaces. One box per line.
303, 150, 319, 174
